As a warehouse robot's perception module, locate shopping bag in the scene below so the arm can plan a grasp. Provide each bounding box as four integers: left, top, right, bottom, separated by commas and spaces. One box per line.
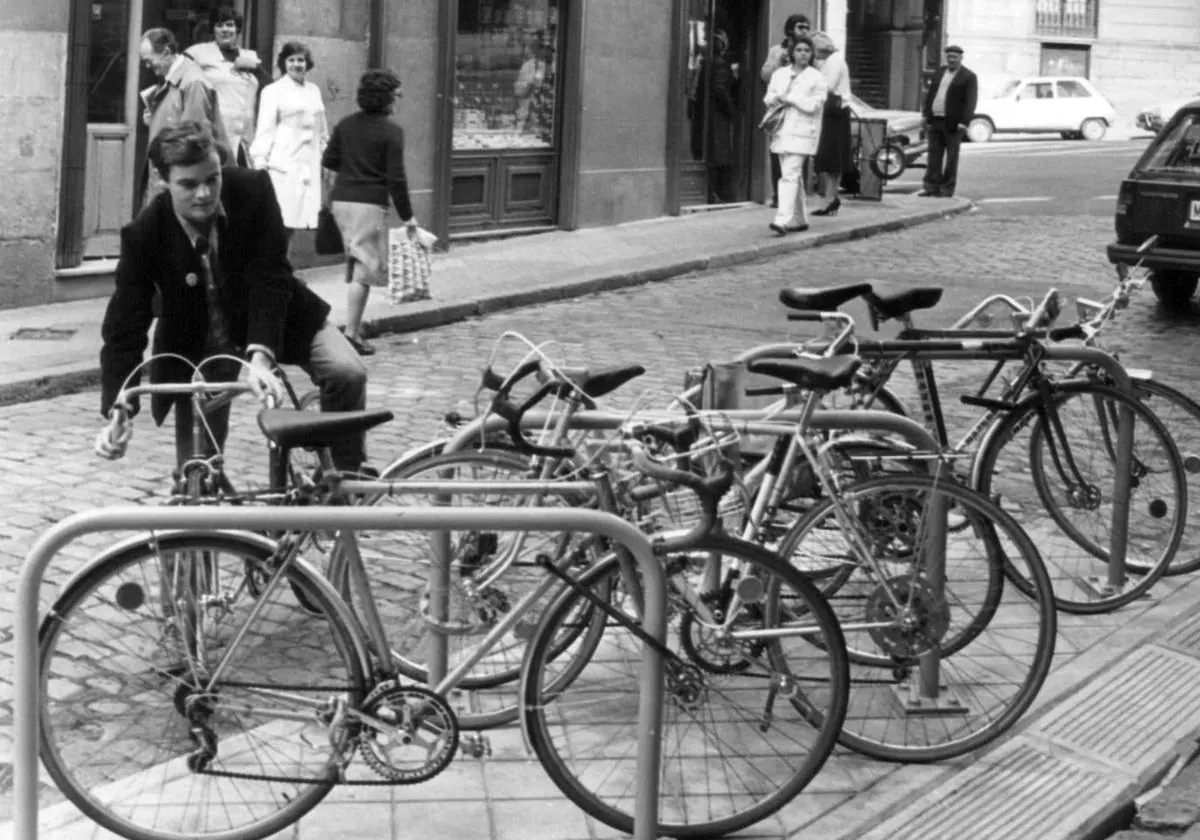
387, 226, 436, 304
758, 102, 787, 135
314, 208, 343, 256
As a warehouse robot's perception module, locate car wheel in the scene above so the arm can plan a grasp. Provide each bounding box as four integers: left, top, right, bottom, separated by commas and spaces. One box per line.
967, 118, 994, 143
870, 143, 906, 180
1149, 270, 1199, 310
1080, 119, 1107, 141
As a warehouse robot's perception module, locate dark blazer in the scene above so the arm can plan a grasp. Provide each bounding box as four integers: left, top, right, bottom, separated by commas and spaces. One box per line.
922, 65, 979, 129
100, 166, 331, 423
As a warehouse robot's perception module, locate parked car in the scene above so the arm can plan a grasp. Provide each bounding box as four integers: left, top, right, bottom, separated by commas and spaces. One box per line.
1108, 102, 1200, 309
846, 94, 928, 180
1136, 92, 1200, 134
967, 76, 1118, 143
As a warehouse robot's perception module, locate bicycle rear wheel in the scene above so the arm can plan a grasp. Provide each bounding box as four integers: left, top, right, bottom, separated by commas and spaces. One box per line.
38, 532, 368, 840
972, 381, 1186, 613
522, 535, 849, 839
779, 474, 1056, 761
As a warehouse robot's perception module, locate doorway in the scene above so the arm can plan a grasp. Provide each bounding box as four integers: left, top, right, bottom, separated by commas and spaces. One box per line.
677, 0, 762, 208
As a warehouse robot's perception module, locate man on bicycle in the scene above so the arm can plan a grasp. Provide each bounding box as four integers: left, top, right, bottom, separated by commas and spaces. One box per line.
96, 120, 371, 472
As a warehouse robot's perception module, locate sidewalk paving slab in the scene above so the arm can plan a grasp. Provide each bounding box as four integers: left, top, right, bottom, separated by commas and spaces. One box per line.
0, 194, 969, 407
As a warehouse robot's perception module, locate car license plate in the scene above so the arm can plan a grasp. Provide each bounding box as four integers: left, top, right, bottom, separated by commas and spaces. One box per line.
1191, 199, 1200, 222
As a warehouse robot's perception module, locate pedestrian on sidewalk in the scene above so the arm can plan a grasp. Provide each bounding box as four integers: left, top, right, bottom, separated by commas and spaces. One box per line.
321, 68, 418, 357
97, 121, 371, 473
920, 45, 977, 198
764, 35, 827, 236
812, 32, 852, 217
184, 5, 268, 167
137, 28, 230, 209
760, 13, 811, 208
250, 41, 328, 263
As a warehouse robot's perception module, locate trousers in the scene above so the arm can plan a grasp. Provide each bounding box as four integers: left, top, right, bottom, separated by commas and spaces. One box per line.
773, 153, 811, 228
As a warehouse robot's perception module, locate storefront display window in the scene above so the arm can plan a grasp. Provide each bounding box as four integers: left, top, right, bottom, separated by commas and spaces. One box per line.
453, 0, 559, 151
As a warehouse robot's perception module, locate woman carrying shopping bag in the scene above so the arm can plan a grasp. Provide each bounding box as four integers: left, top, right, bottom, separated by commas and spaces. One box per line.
764, 35, 827, 236
321, 68, 417, 356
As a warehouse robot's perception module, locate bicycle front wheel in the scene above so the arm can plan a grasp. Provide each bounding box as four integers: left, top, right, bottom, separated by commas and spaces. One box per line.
973, 381, 1186, 613
522, 535, 849, 839
39, 532, 368, 840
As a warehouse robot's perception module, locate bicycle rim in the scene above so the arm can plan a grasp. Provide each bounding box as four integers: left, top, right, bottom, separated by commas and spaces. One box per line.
38, 533, 368, 840
522, 536, 849, 838
779, 474, 1057, 762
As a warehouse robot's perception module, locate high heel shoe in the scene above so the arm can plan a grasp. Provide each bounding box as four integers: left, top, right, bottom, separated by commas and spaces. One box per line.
813, 198, 841, 217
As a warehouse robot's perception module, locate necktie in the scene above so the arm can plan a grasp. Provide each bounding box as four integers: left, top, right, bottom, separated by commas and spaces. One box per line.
194, 234, 233, 353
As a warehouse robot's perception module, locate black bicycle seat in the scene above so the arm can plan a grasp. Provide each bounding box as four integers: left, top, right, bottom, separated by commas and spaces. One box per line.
746, 356, 862, 392
569, 364, 647, 399
779, 283, 873, 312
866, 287, 944, 322
257, 408, 395, 451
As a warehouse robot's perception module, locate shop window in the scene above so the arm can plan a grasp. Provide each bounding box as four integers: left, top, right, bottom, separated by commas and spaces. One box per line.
453, 0, 559, 151
1041, 44, 1090, 77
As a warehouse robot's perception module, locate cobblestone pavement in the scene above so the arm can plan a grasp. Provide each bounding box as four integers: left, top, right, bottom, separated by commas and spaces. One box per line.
6, 212, 1200, 833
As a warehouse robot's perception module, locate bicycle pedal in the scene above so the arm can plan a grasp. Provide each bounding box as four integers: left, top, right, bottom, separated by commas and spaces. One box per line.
460, 733, 492, 759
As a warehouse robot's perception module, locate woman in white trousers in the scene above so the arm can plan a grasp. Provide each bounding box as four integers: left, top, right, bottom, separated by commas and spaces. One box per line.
764, 36, 828, 235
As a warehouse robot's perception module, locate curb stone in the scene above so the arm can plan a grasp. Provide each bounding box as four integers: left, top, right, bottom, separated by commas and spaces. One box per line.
0, 201, 971, 408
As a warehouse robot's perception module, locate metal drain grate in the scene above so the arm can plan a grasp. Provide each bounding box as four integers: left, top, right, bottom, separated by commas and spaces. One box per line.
1032, 645, 1200, 773
1162, 609, 1200, 656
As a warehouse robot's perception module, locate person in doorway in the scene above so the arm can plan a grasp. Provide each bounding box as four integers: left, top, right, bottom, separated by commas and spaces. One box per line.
250, 41, 328, 260
96, 121, 370, 474
138, 28, 230, 206
514, 29, 555, 142
184, 5, 269, 166
764, 35, 827, 235
321, 69, 417, 357
761, 13, 811, 208
812, 32, 852, 216
707, 30, 738, 203
920, 44, 977, 197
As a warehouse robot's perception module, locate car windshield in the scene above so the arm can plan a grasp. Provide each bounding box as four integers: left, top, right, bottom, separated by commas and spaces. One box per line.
1138, 113, 1200, 173
848, 93, 871, 113
996, 80, 1021, 98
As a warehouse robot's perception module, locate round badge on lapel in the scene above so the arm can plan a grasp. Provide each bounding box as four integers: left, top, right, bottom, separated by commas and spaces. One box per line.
185, 272, 199, 287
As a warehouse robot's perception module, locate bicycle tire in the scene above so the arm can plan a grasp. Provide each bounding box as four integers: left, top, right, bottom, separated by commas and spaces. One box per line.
38, 532, 369, 840
358, 449, 597, 725
522, 534, 849, 839
776, 473, 1056, 762
972, 381, 1186, 613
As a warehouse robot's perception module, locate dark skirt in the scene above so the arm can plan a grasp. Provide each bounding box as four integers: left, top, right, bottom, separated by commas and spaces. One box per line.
814, 103, 853, 176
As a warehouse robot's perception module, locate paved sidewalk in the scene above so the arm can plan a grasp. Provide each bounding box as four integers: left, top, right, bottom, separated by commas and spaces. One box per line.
0, 194, 968, 405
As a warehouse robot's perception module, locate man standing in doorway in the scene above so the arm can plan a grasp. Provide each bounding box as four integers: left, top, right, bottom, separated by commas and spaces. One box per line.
920, 45, 977, 198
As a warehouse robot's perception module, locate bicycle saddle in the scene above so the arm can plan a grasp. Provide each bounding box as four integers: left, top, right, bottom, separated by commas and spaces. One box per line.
257, 408, 395, 451
562, 363, 647, 399
779, 283, 873, 312
865, 287, 944, 322
746, 356, 862, 392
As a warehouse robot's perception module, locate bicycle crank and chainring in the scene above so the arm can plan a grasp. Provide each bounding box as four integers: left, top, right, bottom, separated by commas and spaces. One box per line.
357, 681, 459, 784
864, 576, 951, 661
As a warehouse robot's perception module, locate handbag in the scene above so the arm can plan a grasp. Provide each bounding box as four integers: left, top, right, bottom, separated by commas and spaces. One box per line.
758, 72, 801, 135
314, 208, 343, 256
387, 225, 437, 304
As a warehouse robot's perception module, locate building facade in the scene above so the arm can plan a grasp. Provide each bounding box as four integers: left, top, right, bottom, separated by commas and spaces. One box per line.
943, 0, 1200, 118
1, 0, 938, 310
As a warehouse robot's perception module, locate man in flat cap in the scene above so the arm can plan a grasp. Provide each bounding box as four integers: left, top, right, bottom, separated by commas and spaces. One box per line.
920, 44, 977, 197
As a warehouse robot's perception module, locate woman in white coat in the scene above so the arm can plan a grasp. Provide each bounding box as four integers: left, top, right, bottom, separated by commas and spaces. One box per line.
249, 41, 328, 257
764, 36, 828, 235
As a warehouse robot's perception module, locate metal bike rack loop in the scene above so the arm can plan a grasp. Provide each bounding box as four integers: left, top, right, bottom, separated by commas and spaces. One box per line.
13, 506, 668, 840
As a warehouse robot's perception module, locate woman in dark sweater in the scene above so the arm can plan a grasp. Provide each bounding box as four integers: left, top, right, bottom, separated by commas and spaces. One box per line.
321, 68, 416, 355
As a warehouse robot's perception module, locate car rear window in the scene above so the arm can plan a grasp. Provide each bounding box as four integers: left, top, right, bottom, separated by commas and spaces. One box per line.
1056, 80, 1092, 98
1138, 113, 1200, 173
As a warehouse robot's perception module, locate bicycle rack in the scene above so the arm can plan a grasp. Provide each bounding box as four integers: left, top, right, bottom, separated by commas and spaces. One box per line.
442, 405, 958, 707
12, 505, 668, 840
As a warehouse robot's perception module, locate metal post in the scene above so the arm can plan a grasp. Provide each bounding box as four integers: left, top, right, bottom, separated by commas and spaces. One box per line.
14, 505, 666, 840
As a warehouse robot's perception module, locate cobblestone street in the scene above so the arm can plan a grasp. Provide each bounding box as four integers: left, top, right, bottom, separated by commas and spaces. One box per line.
6, 211, 1200, 835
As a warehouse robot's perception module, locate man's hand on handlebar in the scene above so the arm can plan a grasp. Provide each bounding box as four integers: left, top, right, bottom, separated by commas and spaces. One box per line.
248, 351, 286, 407
94, 406, 133, 460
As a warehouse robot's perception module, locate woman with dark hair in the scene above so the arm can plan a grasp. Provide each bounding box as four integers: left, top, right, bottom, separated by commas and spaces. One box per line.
184, 5, 267, 165
321, 69, 417, 356
250, 41, 327, 258
760, 14, 811, 207
764, 35, 827, 235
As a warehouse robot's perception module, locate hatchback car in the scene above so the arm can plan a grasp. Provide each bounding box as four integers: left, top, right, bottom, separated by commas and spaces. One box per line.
1136, 92, 1200, 134
1109, 103, 1200, 308
846, 94, 928, 180
968, 76, 1118, 142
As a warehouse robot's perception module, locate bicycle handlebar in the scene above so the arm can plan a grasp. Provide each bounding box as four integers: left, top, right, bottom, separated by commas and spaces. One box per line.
624, 439, 734, 541
785, 311, 856, 356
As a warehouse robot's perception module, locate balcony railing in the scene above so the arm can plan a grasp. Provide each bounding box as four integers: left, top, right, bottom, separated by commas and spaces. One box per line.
1035, 0, 1098, 38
